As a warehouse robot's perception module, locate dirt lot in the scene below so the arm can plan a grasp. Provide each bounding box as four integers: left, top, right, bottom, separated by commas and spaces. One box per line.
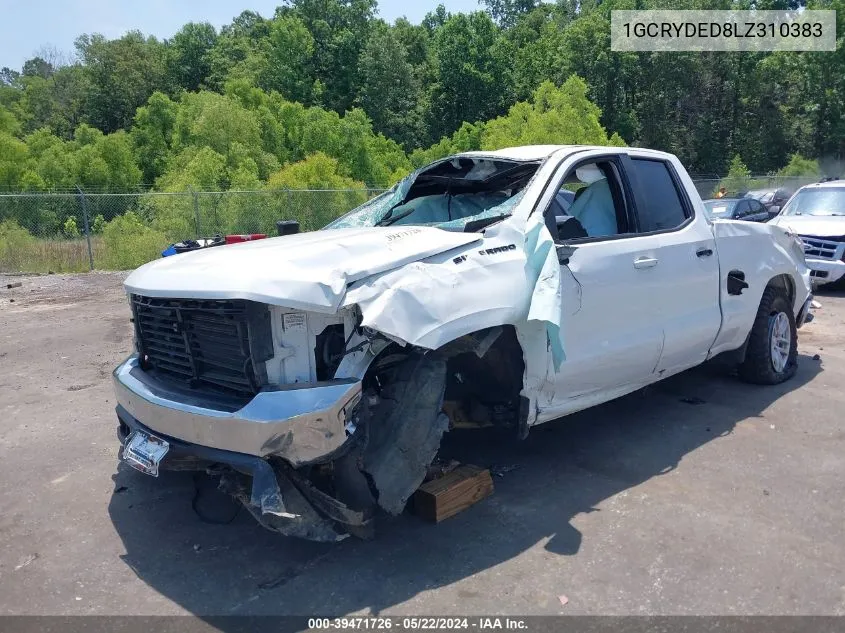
1, 271, 844, 616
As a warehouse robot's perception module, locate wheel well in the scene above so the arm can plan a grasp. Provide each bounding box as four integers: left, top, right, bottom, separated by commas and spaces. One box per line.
361, 325, 526, 430
766, 273, 795, 305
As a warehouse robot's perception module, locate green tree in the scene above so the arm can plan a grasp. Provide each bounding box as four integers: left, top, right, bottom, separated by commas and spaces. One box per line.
68, 125, 142, 191
555, 6, 640, 145
131, 92, 177, 183
276, 0, 377, 113
101, 211, 168, 269
170, 91, 275, 182
63, 216, 80, 237
75, 31, 170, 132
253, 15, 316, 103
0, 105, 20, 135
167, 22, 218, 91
428, 12, 515, 141
22, 57, 54, 80
481, 77, 624, 149
267, 152, 369, 229
721, 154, 752, 194
356, 25, 425, 150
777, 153, 821, 178
16, 66, 90, 138
267, 16, 315, 102
481, 0, 540, 28
0, 132, 29, 189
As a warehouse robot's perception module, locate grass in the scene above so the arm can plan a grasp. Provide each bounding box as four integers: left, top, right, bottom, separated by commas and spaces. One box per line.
0, 235, 177, 273
0, 215, 170, 273
0, 236, 106, 273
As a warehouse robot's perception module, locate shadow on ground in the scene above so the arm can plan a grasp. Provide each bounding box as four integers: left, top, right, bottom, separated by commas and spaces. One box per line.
108, 354, 821, 617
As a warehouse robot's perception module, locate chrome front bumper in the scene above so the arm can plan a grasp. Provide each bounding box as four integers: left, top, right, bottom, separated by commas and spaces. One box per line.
112, 356, 362, 466
806, 257, 845, 285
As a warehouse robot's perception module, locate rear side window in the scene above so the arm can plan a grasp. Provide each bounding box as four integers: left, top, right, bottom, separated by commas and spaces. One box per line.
630, 159, 690, 232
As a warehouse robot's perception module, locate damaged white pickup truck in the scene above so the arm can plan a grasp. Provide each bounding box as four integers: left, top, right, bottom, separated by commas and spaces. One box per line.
114, 145, 813, 541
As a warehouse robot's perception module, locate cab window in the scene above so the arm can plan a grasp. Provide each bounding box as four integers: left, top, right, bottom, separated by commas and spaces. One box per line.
628, 159, 690, 231
544, 159, 632, 242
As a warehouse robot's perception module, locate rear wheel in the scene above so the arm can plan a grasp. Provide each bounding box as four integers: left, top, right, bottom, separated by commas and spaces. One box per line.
738, 287, 798, 385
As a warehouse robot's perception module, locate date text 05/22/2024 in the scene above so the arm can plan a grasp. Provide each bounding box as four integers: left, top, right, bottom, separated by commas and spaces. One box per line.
307, 617, 529, 631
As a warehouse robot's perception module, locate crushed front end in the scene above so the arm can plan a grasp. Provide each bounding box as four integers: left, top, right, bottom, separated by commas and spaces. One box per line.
113, 294, 449, 541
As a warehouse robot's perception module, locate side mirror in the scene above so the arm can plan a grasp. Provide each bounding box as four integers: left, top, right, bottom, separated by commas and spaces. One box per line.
276, 220, 300, 236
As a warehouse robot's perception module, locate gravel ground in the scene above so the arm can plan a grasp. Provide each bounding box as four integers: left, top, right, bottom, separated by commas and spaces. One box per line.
1, 271, 844, 616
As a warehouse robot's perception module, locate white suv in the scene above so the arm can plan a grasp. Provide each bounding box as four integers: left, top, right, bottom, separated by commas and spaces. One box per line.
770, 181, 845, 286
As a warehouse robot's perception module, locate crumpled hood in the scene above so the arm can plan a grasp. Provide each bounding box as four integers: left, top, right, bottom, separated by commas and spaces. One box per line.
124, 226, 481, 312
769, 214, 845, 237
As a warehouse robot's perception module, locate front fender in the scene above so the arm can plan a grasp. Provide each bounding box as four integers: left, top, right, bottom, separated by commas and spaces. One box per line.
342, 235, 532, 351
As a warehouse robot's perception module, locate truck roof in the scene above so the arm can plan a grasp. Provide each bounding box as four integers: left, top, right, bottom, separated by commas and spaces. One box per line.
457, 144, 676, 162
798, 180, 845, 190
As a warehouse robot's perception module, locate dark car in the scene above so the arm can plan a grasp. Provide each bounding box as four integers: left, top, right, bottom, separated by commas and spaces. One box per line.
745, 188, 792, 216
702, 197, 771, 222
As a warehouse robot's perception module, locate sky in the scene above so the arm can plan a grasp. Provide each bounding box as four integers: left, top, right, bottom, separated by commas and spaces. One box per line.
0, 0, 481, 71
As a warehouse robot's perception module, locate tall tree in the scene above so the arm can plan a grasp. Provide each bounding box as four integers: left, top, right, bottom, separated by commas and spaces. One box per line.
259, 15, 316, 103
167, 22, 218, 92
75, 31, 170, 133
428, 12, 515, 141
277, 0, 377, 112
21, 57, 54, 80
480, 0, 540, 28
356, 25, 425, 149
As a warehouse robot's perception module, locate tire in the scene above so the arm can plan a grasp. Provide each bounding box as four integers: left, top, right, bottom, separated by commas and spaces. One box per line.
738, 286, 798, 385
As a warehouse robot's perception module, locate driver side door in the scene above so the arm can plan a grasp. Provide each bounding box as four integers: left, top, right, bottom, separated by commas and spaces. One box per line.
536, 154, 665, 419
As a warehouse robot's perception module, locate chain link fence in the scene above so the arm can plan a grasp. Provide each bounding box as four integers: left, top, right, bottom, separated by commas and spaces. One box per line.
688, 175, 818, 201
0, 176, 826, 273
0, 188, 385, 273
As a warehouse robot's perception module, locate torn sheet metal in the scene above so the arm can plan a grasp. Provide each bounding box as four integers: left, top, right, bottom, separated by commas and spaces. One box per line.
362, 356, 449, 514
342, 214, 565, 369
516, 205, 565, 370
220, 469, 347, 542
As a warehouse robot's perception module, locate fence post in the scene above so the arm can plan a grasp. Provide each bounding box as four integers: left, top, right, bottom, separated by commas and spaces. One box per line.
190, 187, 201, 238
76, 185, 94, 271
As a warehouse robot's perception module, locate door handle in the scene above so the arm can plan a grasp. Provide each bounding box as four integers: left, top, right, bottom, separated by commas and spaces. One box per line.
696, 247, 714, 258
633, 256, 658, 269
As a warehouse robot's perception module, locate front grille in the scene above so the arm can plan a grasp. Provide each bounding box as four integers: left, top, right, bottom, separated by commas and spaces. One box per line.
800, 235, 845, 261
131, 295, 273, 398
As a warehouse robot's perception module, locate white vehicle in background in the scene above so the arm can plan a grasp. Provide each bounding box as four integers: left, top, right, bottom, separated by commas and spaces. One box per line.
112, 145, 812, 542
769, 181, 845, 287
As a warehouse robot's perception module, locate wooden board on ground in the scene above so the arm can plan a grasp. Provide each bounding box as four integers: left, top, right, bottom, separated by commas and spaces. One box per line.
414, 464, 494, 523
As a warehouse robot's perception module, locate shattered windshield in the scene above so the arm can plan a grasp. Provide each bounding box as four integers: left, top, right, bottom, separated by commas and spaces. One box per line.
781, 188, 845, 216
325, 157, 539, 232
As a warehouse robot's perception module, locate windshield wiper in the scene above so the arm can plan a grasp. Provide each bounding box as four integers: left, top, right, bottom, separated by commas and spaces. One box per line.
463, 213, 509, 232
377, 207, 416, 227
